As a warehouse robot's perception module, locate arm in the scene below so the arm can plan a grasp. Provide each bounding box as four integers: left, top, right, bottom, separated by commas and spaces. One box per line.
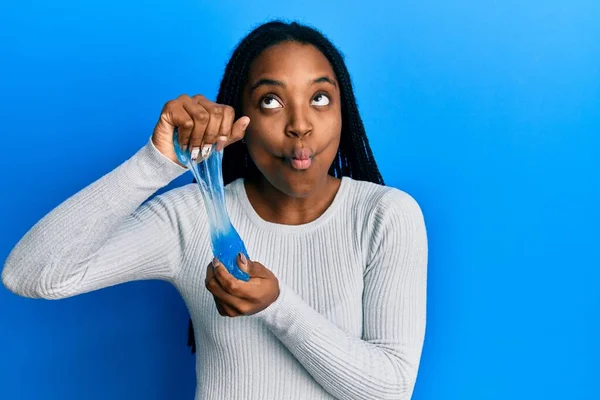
252, 189, 428, 400
1, 139, 189, 299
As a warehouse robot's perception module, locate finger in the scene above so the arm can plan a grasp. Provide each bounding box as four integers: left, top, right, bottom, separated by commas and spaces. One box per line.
166, 96, 194, 151
212, 296, 239, 317
229, 116, 251, 145
220, 301, 242, 317
206, 274, 249, 314
196, 97, 224, 152
205, 261, 215, 281
213, 258, 255, 301
182, 99, 209, 161
238, 257, 267, 279
205, 262, 246, 304
212, 295, 226, 316
216, 106, 235, 152
237, 252, 250, 275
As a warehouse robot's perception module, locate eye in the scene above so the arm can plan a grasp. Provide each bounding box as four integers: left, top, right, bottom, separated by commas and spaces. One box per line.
311, 93, 330, 106
260, 95, 283, 109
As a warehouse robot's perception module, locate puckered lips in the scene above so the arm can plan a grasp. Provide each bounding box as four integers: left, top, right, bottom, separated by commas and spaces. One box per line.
286, 147, 314, 170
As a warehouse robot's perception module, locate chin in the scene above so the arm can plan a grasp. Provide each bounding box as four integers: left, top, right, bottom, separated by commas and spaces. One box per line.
261, 166, 325, 198
269, 173, 316, 198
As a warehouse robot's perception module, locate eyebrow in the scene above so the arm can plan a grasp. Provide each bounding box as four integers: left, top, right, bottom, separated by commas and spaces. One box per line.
313, 76, 337, 87
249, 76, 337, 94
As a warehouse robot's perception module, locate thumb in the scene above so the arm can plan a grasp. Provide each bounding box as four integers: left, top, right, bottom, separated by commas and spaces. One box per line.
238, 253, 264, 277
238, 252, 251, 275
229, 116, 251, 144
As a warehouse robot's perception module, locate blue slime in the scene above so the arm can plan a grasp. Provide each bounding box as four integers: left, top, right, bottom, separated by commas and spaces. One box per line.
173, 129, 251, 282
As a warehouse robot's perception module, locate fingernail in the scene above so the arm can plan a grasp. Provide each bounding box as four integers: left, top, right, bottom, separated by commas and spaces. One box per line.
239, 252, 247, 266
190, 147, 200, 161
201, 144, 212, 159
242, 118, 250, 129
212, 257, 219, 268
216, 136, 227, 151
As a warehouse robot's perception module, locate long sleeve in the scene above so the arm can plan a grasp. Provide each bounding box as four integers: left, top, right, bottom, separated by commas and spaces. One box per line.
1, 138, 189, 299
251, 189, 428, 400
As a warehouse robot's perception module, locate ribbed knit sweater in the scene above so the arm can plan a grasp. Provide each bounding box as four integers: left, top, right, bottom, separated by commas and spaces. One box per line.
2, 138, 428, 400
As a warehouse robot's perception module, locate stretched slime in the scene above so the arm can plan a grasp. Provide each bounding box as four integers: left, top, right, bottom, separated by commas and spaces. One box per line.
173, 129, 251, 282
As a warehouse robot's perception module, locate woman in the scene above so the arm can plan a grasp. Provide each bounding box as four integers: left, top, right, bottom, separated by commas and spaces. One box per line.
2, 21, 428, 400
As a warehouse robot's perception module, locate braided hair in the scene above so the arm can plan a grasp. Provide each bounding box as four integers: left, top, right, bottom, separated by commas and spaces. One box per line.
187, 20, 384, 353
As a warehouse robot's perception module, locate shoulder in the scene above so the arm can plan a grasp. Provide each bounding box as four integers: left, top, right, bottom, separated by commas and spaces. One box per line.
343, 178, 427, 260
343, 177, 425, 224
341, 179, 428, 271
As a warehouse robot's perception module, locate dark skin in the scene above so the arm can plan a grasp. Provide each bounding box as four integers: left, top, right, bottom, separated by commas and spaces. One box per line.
241, 41, 342, 225
152, 41, 342, 316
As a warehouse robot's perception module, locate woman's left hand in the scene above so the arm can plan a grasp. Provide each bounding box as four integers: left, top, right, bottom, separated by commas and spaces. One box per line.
205, 253, 280, 317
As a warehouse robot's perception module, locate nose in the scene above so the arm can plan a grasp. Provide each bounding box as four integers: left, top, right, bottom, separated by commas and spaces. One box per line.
285, 103, 312, 139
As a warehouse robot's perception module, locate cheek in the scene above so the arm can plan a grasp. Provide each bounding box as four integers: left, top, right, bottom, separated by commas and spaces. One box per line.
246, 118, 287, 149
244, 122, 287, 169
324, 100, 342, 134
321, 112, 342, 146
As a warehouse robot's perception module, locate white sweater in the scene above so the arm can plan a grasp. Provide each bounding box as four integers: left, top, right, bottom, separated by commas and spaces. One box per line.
2, 138, 428, 400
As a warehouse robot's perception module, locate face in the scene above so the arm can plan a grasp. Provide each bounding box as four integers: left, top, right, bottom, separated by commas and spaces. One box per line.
241, 41, 342, 198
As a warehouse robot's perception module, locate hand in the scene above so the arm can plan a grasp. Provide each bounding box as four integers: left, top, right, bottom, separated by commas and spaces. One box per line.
151, 94, 251, 167
205, 253, 280, 317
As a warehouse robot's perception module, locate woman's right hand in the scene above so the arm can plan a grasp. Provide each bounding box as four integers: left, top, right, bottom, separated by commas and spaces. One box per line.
151, 94, 251, 167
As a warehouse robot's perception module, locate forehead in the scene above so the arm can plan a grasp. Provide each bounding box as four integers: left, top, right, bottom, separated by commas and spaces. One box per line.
248, 42, 335, 81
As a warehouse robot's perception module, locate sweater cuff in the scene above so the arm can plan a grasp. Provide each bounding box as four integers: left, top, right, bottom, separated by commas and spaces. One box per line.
102, 137, 189, 209
141, 136, 188, 178
113, 137, 186, 187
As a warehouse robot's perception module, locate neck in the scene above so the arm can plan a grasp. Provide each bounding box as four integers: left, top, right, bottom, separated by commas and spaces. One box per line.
244, 174, 341, 225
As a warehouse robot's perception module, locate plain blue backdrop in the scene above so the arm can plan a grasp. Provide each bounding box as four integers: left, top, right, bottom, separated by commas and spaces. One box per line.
1, 0, 598, 399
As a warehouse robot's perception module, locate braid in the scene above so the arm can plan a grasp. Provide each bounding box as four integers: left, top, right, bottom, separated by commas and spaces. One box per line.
187, 20, 384, 354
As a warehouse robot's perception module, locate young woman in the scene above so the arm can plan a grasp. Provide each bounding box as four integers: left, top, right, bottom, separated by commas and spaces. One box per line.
2, 21, 428, 400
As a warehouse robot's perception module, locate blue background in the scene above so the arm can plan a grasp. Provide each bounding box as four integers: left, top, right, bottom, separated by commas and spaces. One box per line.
1, 0, 598, 399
